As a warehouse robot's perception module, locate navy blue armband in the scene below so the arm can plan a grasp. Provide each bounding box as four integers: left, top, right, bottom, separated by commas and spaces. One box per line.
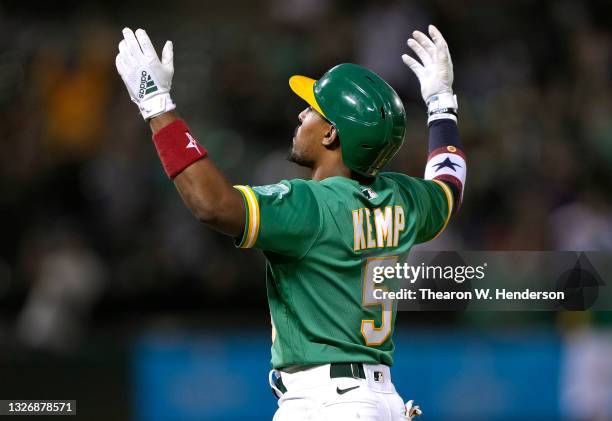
425, 119, 466, 212
428, 119, 462, 154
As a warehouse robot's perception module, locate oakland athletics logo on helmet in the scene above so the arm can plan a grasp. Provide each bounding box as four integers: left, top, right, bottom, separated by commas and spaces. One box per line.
289, 63, 406, 176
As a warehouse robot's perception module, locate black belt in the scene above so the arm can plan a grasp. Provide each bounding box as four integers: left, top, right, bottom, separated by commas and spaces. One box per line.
329, 362, 366, 379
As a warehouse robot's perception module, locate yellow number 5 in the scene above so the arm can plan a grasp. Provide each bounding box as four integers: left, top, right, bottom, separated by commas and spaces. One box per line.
361, 256, 398, 346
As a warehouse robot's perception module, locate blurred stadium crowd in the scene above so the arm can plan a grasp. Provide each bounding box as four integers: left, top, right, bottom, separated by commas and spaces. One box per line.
0, 0, 612, 418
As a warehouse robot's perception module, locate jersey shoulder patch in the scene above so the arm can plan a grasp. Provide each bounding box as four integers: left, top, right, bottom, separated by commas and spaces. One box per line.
253, 182, 291, 198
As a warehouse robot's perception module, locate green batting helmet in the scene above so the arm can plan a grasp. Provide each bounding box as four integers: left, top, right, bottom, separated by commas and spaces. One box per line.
289, 63, 406, 176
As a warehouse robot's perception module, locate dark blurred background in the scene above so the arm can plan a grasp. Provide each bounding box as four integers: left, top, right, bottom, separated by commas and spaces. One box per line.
0, 0, 612, 419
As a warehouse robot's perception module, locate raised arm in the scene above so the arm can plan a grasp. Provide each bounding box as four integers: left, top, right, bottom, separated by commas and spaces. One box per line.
115, 28, 244, 237
403, 25, 466, 212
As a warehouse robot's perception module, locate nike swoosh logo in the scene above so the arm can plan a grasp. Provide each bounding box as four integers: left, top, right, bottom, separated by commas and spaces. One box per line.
336, 386, 360, 395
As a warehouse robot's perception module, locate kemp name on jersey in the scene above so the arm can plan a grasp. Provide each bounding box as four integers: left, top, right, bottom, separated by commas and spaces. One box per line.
352, 206, 405, 251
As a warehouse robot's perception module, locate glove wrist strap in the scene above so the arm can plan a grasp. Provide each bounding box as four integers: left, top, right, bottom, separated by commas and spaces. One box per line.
139, 93, 177, 120
426, 92, 457, 110
426, 92, 458, 125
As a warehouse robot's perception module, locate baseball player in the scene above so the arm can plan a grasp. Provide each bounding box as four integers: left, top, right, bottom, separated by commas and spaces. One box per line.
115, 24, 465, 420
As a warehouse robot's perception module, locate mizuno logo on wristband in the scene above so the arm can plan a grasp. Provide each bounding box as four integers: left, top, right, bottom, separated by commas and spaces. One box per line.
185, 132, 202, 155
139, 71, 158, 98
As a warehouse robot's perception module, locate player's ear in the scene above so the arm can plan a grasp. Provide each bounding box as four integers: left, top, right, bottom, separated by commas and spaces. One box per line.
322, 125, 339, 149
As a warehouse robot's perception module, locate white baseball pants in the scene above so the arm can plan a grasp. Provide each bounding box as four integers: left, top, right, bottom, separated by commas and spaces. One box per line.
270, 364, 412, 421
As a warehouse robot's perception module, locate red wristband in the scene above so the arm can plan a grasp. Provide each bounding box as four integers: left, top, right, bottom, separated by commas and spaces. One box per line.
152, 119, 208, 178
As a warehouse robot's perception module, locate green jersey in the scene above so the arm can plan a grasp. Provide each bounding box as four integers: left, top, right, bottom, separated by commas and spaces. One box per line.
234, 173, 453, 369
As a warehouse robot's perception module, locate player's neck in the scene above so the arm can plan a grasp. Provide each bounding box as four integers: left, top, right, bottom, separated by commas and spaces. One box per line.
310, 158, 351, 181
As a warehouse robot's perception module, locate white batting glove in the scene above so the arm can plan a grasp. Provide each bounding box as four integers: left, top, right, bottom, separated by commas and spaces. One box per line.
405, 400, 423, 419
115, 27, 176, 120
402, 25, 457, 123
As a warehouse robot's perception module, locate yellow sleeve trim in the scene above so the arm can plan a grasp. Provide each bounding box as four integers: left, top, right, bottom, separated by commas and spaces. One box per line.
430, 179, 454, 241
233, 185, 260, 248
